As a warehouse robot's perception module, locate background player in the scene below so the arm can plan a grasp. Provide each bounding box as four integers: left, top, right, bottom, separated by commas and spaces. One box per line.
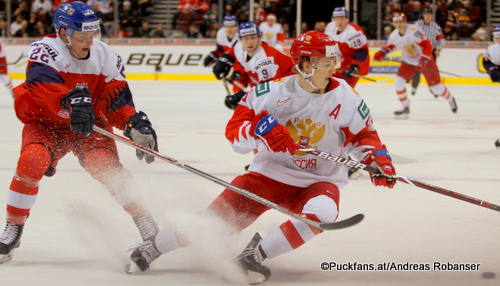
258, 14, 285, 53
373, 12, 457, 119
203, 15, 239, 67
482, 25, 500, 149
212, 21, 294, 110
411, 8, 445, 97
324, 6, 370, 88
0, 2, 159, 263
127, 31, 397, 284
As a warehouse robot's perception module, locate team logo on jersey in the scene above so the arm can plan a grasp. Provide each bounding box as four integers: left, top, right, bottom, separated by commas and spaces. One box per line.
357, 100, 370, 120
287, 117, 326, 157
255, 82, 270, 97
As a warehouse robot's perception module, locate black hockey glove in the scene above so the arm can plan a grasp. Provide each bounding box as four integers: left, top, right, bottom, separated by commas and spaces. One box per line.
203, 51, 218, 67
342, 64, 359, 79
124, 111, 158, 164
489, 67, 500, 83
213, 53, 234, 80
224, 90, 246, 110
61, 87, 94, 137
226, 71, 241, 84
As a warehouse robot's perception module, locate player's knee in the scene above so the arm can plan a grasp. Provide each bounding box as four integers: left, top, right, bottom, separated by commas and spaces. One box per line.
17, 143, 52, 179
81, 147, 121, 172
302, 195, 338, 223
429, 84, 445, 96
394, 76, 407, 91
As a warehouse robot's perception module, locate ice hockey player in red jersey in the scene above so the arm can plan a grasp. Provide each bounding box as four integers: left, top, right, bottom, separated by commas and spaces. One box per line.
203, 15, 239, 67
127, 31, 397, 284
0, 2, 160, 263
212, 21, 294, 109
482, 25, 500, 149
324, 6, 370, 88
373, 12, 457, 119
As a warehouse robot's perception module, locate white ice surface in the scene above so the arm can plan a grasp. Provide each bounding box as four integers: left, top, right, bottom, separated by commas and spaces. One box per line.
0, 80, 498, 285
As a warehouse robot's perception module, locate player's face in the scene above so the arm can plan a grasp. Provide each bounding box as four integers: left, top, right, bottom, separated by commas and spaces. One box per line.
334, 16, 349, 32
67, 30, 101, 59
311, 57, 337, 89
240, 34, 261, 54
392, 20, 406, 32
225, 25, 238, 38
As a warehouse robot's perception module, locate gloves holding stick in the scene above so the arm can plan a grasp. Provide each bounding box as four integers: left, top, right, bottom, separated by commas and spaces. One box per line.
342, 64, 359, 79
124, 111, 158, 164
364, 145, 396, 188
213, 53, 234, 80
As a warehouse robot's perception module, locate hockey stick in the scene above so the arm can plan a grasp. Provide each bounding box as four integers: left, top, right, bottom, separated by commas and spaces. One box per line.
384, 57, 462, 77
0, 52, 27, 66
221, 77, 231, 95
298, 147, 500, 213
337, 69, 396, 83
92, 126, 364, 230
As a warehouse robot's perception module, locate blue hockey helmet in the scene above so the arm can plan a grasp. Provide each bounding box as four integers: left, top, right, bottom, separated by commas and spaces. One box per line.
223, 15, 238, 27
53, 2, 100, 34
332, 7, 349, 18
239, 21, 260, 37
493, 25, 500, 40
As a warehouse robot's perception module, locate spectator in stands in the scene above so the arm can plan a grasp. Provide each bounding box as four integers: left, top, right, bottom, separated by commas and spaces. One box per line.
12, 19, 29, 37
0, 18, 7, 38
28, 19, 51, 37
14, 1, 30, 21
406, 0, 423, 23
136, 21, 153, 38
31, 0, 52, 22
471, 24, 489, 41
169, 25, 187, 39
382, 25, 393, 40
187, 23, 203, 38
88, 0, 110, 13
120, 0, 139, 30
101, 3, 117, 37
149, 23, 168, 38
203, 2, 219, 33
443, 23, 455, 40
10, 14, 24, 35
138, 0, 154, 18
314, 21, 327, 32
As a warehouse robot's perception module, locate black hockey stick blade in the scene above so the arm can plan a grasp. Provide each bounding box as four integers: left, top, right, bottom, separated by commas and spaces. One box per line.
93, 126, 363, 231
299, 147, 500, 213
320, 213, 364, 230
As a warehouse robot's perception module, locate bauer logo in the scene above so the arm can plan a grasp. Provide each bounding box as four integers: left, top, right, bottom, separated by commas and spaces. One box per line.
82, 21, 100, 31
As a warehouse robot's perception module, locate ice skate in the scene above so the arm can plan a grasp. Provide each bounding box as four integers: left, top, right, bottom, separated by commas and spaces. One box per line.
133, 212, 159, 241
126, 239, 161, 274
0, 222, 24, 264
394, 106, 409, 119
495, 139, 500, 149
235, 233, 271, 285
449, 96, 458, 113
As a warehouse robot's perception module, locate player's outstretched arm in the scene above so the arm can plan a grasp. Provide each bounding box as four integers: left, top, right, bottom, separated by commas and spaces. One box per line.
363, 145, 396, 188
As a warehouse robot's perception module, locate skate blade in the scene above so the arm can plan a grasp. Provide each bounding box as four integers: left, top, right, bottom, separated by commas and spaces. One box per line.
394, 114, 409, 120
125, 260, 139, 274
246, 271, 266, 285
0, 251, 14, 264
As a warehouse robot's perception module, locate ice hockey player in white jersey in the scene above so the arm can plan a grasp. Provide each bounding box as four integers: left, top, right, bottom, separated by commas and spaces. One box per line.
127, 31, 397, 284
0, 38, 13, 97
258, 14, 285, 52
203, 15, 239, 67
374, 12, 457, 119
482, 25, 500, 149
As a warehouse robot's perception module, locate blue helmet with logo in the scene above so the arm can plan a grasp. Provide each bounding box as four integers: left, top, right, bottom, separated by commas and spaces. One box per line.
53, 1, 100, 33
238, 21, 260, 37
223, 15, 238, 27
332, 6, 349, 18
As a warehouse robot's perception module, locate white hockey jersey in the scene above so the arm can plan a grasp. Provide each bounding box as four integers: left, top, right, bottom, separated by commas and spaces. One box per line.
216, 28, 238, 52
484, 43, 500, 65
226, 75, 384, 189
258, 22, 284, 47
385, 24, 431, 66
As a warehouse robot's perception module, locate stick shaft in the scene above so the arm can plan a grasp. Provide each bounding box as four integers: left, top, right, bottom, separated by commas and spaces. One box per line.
299, 148, 500, 212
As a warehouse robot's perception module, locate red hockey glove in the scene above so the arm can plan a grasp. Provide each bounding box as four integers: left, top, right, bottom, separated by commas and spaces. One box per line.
364, 145, 396, 188
251, 111, 298, 154
418, 57, 429, 69
374, 50, 387, 61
